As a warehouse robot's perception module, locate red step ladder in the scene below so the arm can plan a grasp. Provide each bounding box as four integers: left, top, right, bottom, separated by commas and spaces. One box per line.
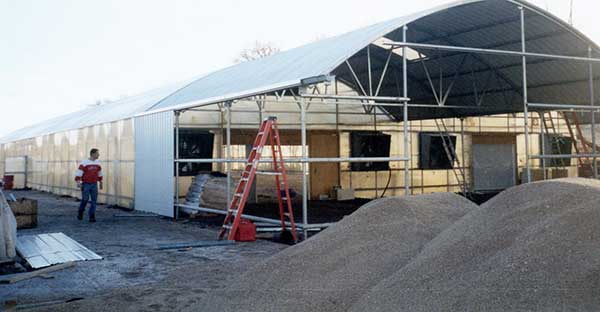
218, 117, 298, 242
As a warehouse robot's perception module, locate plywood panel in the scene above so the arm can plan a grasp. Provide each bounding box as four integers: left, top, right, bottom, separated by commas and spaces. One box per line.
309, 131, 339, 200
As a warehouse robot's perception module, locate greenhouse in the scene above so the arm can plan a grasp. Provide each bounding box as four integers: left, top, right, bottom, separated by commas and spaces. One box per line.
2, 0, 600, 233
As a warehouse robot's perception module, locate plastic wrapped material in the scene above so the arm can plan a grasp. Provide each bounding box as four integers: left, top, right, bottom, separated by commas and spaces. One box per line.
0, 190, 17, 260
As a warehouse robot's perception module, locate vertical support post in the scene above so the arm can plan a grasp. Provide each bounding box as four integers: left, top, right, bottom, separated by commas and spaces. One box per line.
520, 6, 531, 183
174, 110, 180, 220
374, 107, 378, 198
370, 46, 378, 197
300, 99, 308, 239
589, 47, 598, 178
335, 80, 341, 187
460, 118, 467, 192
369, 43, 377, 198
258, 96, 264, 126
225, 102, 232, 208
539, 112, 547, 180
367, 45, 373, 97
23, 155, 28, 189
402, 25, 410, 195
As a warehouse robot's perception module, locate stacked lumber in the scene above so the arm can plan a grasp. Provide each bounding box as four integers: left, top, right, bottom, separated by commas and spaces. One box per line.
8, 198, 37, 229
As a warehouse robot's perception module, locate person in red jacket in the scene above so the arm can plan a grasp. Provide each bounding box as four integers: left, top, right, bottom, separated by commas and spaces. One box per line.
75, 148, 103, 222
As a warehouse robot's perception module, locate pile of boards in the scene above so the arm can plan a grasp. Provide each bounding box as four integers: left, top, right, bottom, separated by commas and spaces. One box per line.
200, 178, 600, 311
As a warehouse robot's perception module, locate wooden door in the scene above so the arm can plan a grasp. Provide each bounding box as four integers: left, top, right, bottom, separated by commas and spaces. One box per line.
309, 131, 340, 200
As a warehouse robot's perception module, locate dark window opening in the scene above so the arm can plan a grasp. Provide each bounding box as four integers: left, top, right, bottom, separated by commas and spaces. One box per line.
176, 129, 214, 176
419, 132, 457, 170
542, 134, 573, 167
350, 131, 391, 172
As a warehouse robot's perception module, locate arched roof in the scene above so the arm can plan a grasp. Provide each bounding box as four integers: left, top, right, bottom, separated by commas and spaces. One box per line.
3, 0, 599, 143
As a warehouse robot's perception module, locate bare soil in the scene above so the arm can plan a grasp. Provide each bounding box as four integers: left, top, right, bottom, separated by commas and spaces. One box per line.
0, 190, 285, 311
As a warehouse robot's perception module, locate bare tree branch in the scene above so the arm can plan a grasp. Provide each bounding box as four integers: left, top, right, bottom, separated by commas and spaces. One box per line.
235, 41, 280, 63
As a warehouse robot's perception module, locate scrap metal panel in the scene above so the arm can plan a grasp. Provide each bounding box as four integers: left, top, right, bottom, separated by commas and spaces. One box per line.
134, 111, 174, 217
16, 232, 102, 269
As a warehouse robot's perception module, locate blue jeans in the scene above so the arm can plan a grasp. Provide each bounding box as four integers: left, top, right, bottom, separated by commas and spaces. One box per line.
79, 183, 98, 216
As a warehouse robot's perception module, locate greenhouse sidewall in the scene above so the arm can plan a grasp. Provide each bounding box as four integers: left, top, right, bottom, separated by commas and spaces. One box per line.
0, 119, 135, 208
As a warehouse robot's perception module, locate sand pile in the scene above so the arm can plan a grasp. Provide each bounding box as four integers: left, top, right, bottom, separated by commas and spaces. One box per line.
203, 193, 476, 312
351, 178, 600, 311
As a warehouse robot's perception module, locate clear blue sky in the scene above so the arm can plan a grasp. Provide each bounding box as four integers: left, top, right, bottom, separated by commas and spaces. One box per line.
1, 0, 598, 137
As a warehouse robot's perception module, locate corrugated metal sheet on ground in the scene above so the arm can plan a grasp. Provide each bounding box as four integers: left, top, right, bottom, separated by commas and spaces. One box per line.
16, 232, 102, 269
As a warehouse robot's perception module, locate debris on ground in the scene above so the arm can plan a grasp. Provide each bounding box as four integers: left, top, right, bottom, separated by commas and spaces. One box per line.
156, 240, 235, 250
17, 233, 102, 269
1, 262, 76, 284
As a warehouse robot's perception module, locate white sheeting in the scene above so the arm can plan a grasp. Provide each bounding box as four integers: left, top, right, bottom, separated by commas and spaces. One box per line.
0, 190, 17, 261
16, 232, 102, 269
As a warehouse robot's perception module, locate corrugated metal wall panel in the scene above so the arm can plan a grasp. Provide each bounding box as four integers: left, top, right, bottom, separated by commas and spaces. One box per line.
134, 111, 174, 217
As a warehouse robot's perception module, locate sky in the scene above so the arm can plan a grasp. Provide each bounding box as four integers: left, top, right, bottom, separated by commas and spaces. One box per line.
1, 0, 599, 137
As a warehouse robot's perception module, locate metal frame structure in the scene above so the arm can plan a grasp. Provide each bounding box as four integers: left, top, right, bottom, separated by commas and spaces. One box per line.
169, 2, 600, 235
386, 5, 600, 183
3, 1, 600, 224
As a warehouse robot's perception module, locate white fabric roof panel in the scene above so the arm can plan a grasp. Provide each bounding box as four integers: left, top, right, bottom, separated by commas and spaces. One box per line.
0, 80, 190, 143
2, 0, 599, 143
0, 0, 478, 143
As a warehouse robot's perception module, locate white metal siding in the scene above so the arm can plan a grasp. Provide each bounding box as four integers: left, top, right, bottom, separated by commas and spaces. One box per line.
134, 111, 174, 217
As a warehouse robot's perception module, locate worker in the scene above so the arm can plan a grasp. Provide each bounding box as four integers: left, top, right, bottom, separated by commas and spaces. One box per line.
75, 148, 103, 222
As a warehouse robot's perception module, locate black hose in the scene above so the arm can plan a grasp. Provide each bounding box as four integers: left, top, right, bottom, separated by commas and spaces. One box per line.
380, 168, 393, 198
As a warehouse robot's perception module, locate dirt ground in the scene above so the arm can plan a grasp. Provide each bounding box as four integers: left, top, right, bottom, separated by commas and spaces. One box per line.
0, 190, 287, 311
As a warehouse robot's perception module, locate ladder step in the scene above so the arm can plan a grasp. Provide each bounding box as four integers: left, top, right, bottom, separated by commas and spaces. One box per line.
234, 193, 243, 197
256, 171, 282, 176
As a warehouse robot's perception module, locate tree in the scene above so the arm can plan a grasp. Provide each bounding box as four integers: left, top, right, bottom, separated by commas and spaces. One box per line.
235, 41, 280, 63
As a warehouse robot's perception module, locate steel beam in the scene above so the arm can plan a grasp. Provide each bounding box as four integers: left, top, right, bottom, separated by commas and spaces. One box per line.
521, 6, 532, 183
409, 24, 525, 101
528, 103, 600, 111
299, 94, 409, 103
300, 99, 308, 239
225, 102, 232, 209
375, 48, 394, 97
539, 112, 547, 179
403, 25, 410, 195
530, 154, 600, 159
174, 111, 180, 220
174, 157, 409, 164
387, 42, 600, 63
419, 29, 566, 64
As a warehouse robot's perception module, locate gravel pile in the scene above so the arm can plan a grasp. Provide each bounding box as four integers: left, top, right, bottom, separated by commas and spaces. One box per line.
351, 178, 600, 311
203, 193, 476, 312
